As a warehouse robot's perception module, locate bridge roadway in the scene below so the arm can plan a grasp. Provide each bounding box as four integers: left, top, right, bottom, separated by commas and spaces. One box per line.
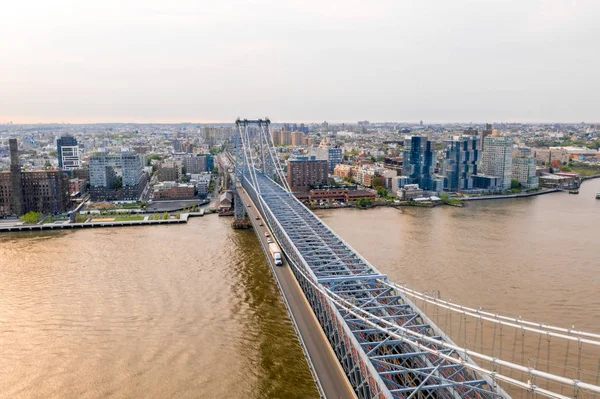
237, 185, 357, 399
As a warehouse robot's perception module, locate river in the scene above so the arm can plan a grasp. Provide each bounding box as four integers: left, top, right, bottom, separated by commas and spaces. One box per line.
0, 216, 317, 398
1, 180, 599, 398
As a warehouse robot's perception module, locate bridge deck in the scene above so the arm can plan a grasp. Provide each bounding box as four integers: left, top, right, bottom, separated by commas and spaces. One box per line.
237, 185, 357, 399
243, 172, 507, 399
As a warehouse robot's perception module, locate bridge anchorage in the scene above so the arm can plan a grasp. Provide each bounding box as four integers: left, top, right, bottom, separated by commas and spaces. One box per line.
233, 118, 600, 399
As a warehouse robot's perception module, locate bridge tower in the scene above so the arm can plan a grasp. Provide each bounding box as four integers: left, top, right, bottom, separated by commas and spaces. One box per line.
233, 118, 290, 227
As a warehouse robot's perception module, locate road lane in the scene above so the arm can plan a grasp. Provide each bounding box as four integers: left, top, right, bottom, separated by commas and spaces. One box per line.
238, 186, 356, 399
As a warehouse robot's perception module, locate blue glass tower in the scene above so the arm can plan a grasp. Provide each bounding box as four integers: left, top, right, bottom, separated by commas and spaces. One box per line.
402, 135, 435, 190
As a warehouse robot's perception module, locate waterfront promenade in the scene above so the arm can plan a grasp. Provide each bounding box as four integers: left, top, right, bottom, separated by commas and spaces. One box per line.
0, 213, 209, 233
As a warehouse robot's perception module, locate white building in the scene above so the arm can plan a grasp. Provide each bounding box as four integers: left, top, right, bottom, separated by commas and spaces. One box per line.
481, 136, 514, 190
190, 172, 211, 197
512, 156, 539, 189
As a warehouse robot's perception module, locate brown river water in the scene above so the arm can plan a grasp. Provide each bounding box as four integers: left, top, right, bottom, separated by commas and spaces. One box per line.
1, 179, 599, 398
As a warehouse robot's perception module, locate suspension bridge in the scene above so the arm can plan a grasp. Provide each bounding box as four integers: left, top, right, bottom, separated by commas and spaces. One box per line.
229, 118, 600, 399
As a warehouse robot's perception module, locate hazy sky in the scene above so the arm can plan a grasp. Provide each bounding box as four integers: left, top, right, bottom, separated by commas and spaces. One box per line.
1, 0, 598, 124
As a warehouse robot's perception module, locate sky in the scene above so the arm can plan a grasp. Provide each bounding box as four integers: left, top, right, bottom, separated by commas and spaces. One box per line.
0, 0, 599, 124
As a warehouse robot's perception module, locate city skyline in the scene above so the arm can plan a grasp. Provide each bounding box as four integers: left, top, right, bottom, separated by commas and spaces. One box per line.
2, 0, 600, 124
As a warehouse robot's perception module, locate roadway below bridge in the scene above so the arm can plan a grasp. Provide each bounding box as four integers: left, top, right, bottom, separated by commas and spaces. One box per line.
237, 185, 357, 399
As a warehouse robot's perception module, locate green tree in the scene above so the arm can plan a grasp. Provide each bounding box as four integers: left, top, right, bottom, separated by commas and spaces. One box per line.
371, 176, 385, 189
146, 154, 161, 166
377, 188, 387, 198
20, 212, 42, 224
510, 179, 521, 189
163, 212, 169, 220
356, 198, 373, 208
176, 211, 181, 219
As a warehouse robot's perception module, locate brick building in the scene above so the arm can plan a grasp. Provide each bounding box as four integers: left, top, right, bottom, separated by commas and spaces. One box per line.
0, 139, 71, 216
286, 156, 328, 192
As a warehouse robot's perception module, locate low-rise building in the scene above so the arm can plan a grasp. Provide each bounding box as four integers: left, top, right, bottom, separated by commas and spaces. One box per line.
152, 182, 195, 200
333, 164, 354, 179
397, 184, 424, 201
190, 173, 211, 198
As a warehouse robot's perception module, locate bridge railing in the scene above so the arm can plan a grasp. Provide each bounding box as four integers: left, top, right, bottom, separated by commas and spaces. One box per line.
242, 171, 510, 399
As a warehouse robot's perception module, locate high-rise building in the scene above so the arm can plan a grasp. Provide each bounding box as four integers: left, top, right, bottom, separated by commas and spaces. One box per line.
181, 154, 214, 174
310, 147, 343, 173
56, 136, 81, 170
286, 156, 328, 192
481, 136, 514, 190
279, 130, 292, 146
9, 139, 23, 215
270, 129, 281, 146
512, 149, 539, 189
402, 135, 436, 190
441, 136, 481, 192
480, 124, 493, 151
0, 139, 70, 216
89, 152, 146, 200
291, 131, 304, 146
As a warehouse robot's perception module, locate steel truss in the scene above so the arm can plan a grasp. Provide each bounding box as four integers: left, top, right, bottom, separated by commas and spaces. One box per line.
242, 170, 509, 399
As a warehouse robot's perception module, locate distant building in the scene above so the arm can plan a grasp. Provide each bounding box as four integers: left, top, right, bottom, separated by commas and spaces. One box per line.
153, 182, 195, 200
532, 148, 569, 165
479, 124, 493, 151
481, 136, 514, 190
333, 164, 354, 179
190, 173, 211, 198
512, 155, 539, 189
89, 152, 146, 201
279, 130, 292, 146
291, 131, 304, 146
0, 139, 71, 216
397, 184, 424, 201
441, 136, 481, 192
182, 154, 213, 174
270, 129, 281, 146
356, 166, 376, 187
311, 147, 343, 173
286, 156, 328, 192
56, 136, 81, 170
403, 135, 436, 190
157, 160, 183, 182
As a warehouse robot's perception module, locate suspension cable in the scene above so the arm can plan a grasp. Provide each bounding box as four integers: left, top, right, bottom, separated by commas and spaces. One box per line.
384, 281, 600, 344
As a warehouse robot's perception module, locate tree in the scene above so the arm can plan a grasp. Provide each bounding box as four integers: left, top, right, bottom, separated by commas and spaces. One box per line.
356, 198, 373, 208
510, 179, 521, 189
176, 211, 181, 219
163, 212, 169, 220
377, 188, 387, 198
20, 212, 43, 224
146, 154, 161, 166
371, 176, 385, 189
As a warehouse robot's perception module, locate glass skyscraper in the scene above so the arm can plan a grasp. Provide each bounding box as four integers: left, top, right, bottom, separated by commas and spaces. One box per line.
402, 135, 436, 190
441, 135, 480, 192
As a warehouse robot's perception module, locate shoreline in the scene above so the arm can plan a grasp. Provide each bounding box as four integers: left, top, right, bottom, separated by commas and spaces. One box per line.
310, 175, 600, 211
0, 211, 217, 234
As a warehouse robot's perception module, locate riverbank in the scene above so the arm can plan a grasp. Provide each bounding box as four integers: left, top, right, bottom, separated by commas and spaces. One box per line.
458, 188, 559, 201
0, 210, 220, 233
0, 214, 191, 233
